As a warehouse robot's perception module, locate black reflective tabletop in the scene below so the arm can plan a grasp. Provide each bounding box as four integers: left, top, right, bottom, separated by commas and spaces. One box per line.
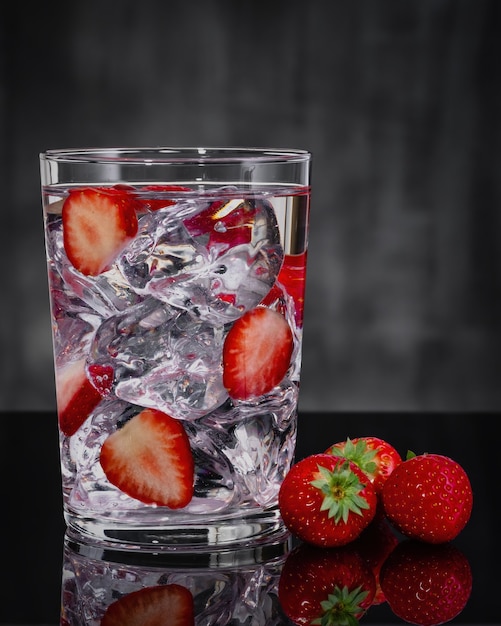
1, 412, 498, 625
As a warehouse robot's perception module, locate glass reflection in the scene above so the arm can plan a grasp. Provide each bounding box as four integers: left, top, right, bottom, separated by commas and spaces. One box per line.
60, 532, 292, 625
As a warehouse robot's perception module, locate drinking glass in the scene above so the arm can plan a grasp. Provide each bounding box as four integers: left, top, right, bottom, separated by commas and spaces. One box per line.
40, 147, 311, 551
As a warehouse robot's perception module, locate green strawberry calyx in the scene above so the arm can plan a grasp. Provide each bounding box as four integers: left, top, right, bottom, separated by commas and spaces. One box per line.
310, 462, 371, 523
329, 438, 378, 479
311, 584, 369, 626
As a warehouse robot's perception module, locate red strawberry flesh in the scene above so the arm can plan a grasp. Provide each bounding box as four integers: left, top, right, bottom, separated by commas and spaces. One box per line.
56, 359, 109, 436
222, 306, 293, 400
139, 184, 191, 211
62, 187, 138, 276
276, 251, 308, 326
184, 198, 258, 249
100, 408, 194, 508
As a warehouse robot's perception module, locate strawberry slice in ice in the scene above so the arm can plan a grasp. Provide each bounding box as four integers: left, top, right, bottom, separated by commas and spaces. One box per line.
276, 251, 308, 326
55, 359, 113, 436
100, 408, 194, 508
184, 198, 260, 250
140, 184, 191, 211
62, 187, 139, 276
261, 251, 308, 326
222, 306, 294, 401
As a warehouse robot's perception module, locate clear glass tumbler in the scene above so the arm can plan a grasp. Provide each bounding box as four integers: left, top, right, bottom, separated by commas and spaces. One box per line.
40, 147, 311, 552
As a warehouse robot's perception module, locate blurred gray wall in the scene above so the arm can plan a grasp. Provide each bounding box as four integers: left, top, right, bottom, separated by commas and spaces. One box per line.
1, 0, 500, 412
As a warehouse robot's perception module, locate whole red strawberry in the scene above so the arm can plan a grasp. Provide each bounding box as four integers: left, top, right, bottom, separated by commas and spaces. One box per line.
278, 453, 378, 547
382, 452, 473, 543
278, 542, 376, 625
325, 436, 402, 494
380, 540, 472, 626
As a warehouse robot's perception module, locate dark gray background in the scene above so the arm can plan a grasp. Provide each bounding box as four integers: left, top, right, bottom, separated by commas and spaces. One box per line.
1, 0, 500, 412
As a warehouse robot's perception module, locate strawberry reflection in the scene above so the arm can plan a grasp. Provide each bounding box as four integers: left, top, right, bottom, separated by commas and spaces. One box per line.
278, 534, 472, 626
60, 534, 290, 625
380, 540, 472, 626
100, 584, 194, 625
278, 542, 376, 625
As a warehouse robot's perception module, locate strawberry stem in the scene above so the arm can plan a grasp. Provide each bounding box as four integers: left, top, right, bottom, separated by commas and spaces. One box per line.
329, 437, 377, 478
311, 585, 369, 626
310, 463, 370, 523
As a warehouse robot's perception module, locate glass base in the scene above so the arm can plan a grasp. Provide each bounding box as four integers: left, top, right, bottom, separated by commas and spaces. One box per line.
64, 505, 290, 554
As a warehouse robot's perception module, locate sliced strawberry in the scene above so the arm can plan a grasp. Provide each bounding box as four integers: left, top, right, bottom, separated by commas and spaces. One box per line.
184, 198, 259, 249
101, 584, 194, 626
87, 363, 115, 396
62, 187, 139, 276
100, 408, 194, 508
222, 307, 293, 401
56, 359, 112, 436
260, 252, 308, 326
277, 251, 308, 326
140, 184, 191, 211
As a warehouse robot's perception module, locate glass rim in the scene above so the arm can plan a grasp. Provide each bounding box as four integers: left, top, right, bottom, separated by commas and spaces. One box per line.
40, 146, 311, 165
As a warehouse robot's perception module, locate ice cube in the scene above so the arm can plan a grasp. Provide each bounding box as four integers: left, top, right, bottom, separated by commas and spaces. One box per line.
89, 298, 228, 420
182, 420, 240, 513
48, 267, 102, 365
201, 382, 298, 507
118, 196, 284, 324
